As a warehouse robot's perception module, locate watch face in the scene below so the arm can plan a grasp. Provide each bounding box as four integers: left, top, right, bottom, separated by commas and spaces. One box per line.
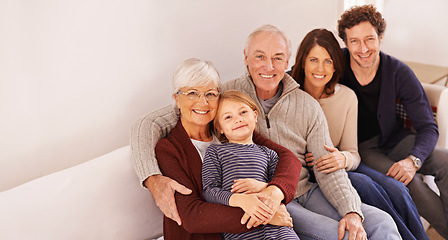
410, 155, 421, 168
416, 158, 422, 167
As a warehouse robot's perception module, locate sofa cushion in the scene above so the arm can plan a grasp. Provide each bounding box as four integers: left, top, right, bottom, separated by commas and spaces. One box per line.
0, 146, 163, 240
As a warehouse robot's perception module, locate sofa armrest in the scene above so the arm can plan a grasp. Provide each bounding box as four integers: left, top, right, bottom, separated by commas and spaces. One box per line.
0, 146, 163, 240
422, 83, 448, 149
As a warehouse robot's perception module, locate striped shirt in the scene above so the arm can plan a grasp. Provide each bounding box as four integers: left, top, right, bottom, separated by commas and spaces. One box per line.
202, 143, 299, 240
202, 143, 278, 206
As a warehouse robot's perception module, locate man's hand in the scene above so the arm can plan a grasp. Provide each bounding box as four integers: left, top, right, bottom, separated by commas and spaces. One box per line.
144, 175, 192, 226
386, 158, 417, 185
231, 178, 268, 194
314, 145, 346, 173
338, 212, 366, 240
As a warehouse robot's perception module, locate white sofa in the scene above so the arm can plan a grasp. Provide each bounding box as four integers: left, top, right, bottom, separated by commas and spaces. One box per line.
0, 146, 163, 240
0, 83, 446, 240
420, 82, 447, 197
421, 82, 448, 149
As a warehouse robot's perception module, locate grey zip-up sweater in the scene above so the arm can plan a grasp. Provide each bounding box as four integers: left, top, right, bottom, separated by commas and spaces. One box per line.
131, 73, 363, 219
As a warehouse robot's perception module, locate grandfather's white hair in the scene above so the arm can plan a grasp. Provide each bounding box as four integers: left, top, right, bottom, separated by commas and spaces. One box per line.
244, 24, 292, 59
172, 58, 221, 95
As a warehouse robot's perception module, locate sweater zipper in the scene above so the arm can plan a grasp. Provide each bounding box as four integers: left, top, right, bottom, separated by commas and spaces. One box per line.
265, 116, 270, 129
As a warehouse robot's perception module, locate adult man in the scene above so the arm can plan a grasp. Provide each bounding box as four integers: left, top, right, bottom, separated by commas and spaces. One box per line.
338, 5, 448, 238
131, 24, 400, 240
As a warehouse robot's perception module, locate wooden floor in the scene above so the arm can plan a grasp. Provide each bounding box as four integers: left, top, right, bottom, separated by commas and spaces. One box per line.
427, 226, 445, 240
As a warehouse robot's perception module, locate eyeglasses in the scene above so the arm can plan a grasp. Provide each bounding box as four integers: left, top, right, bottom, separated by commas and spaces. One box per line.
177, 90, 220, 101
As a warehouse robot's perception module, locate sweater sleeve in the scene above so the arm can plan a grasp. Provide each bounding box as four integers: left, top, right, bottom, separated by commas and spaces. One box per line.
253, 131, 301, 204
397, 64, 438, 161
130, 104, 179, 186
338, 89, 361, 171
202, 145, 234, 206
305, 99, 363, 220
156, 139, 251, 234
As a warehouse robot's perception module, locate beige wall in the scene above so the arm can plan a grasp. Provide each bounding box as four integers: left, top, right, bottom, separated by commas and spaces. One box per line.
1, 0, 447, 191
381, 0, 448, 66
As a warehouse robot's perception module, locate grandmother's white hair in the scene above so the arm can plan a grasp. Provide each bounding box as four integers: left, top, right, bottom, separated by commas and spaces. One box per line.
172, 58, 221, 95
244, 24, 292, 59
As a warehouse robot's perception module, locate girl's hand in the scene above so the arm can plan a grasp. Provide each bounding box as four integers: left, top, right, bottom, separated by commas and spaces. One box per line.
231, 178, 268, 193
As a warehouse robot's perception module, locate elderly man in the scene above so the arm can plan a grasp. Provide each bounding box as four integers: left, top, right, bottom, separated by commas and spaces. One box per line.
338, 5, 448, 238
131, 25, 400, 240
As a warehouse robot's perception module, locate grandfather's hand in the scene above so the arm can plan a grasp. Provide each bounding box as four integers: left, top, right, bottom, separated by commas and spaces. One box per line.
338, 212, 366, 240
144, 175, 192, 226
386, 158, 417, 185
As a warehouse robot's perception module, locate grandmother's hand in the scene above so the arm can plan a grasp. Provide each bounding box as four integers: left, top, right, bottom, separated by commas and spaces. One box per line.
268, 204, 293, 227
144, 175, 192, 226
241, 185, 283, 228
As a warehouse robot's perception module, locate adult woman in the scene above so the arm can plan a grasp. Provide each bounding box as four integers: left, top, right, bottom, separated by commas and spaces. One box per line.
155, 58, 301, 240
290, 29, 428, 240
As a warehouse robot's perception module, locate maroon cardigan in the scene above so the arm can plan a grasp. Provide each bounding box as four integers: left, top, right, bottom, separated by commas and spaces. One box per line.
155, 119, 301, 240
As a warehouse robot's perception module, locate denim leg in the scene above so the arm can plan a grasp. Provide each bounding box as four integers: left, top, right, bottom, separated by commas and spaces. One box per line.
360, 203, 401, 240
286, 185, 344, 240
286, 184, 401, 240
354, 163, 429, 240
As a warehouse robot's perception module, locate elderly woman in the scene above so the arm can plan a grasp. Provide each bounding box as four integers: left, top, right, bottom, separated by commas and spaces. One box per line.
153, 58, 301, 240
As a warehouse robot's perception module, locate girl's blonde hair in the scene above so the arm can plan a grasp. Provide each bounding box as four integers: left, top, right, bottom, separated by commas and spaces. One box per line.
214, 90, 259, 142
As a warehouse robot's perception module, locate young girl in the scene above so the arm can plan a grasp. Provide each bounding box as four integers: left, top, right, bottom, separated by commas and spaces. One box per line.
202, 90, 300, 240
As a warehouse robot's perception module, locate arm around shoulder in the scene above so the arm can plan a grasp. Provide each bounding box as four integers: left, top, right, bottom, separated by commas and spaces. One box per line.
130, 104, 179, 186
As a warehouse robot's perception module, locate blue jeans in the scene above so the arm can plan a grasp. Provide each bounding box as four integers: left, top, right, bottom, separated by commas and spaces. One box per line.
286, 184, 401, 240
350, 163, 429, 240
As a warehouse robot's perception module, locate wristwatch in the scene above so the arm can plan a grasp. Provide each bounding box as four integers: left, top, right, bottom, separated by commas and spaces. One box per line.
408, 155, 422, 169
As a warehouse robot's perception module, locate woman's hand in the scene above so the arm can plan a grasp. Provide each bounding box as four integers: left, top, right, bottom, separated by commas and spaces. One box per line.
231, 178, 268, 193
230, 193, 274, 225
240, 185, 283, 228
268, 204, 293, 227
314, 145, 346, 174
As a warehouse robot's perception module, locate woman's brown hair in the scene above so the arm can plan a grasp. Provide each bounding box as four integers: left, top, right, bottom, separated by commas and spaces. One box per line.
291, 29, 345, 96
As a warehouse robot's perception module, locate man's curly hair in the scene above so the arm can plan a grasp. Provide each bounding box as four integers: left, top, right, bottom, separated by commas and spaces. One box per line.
337, 4, 386, 42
